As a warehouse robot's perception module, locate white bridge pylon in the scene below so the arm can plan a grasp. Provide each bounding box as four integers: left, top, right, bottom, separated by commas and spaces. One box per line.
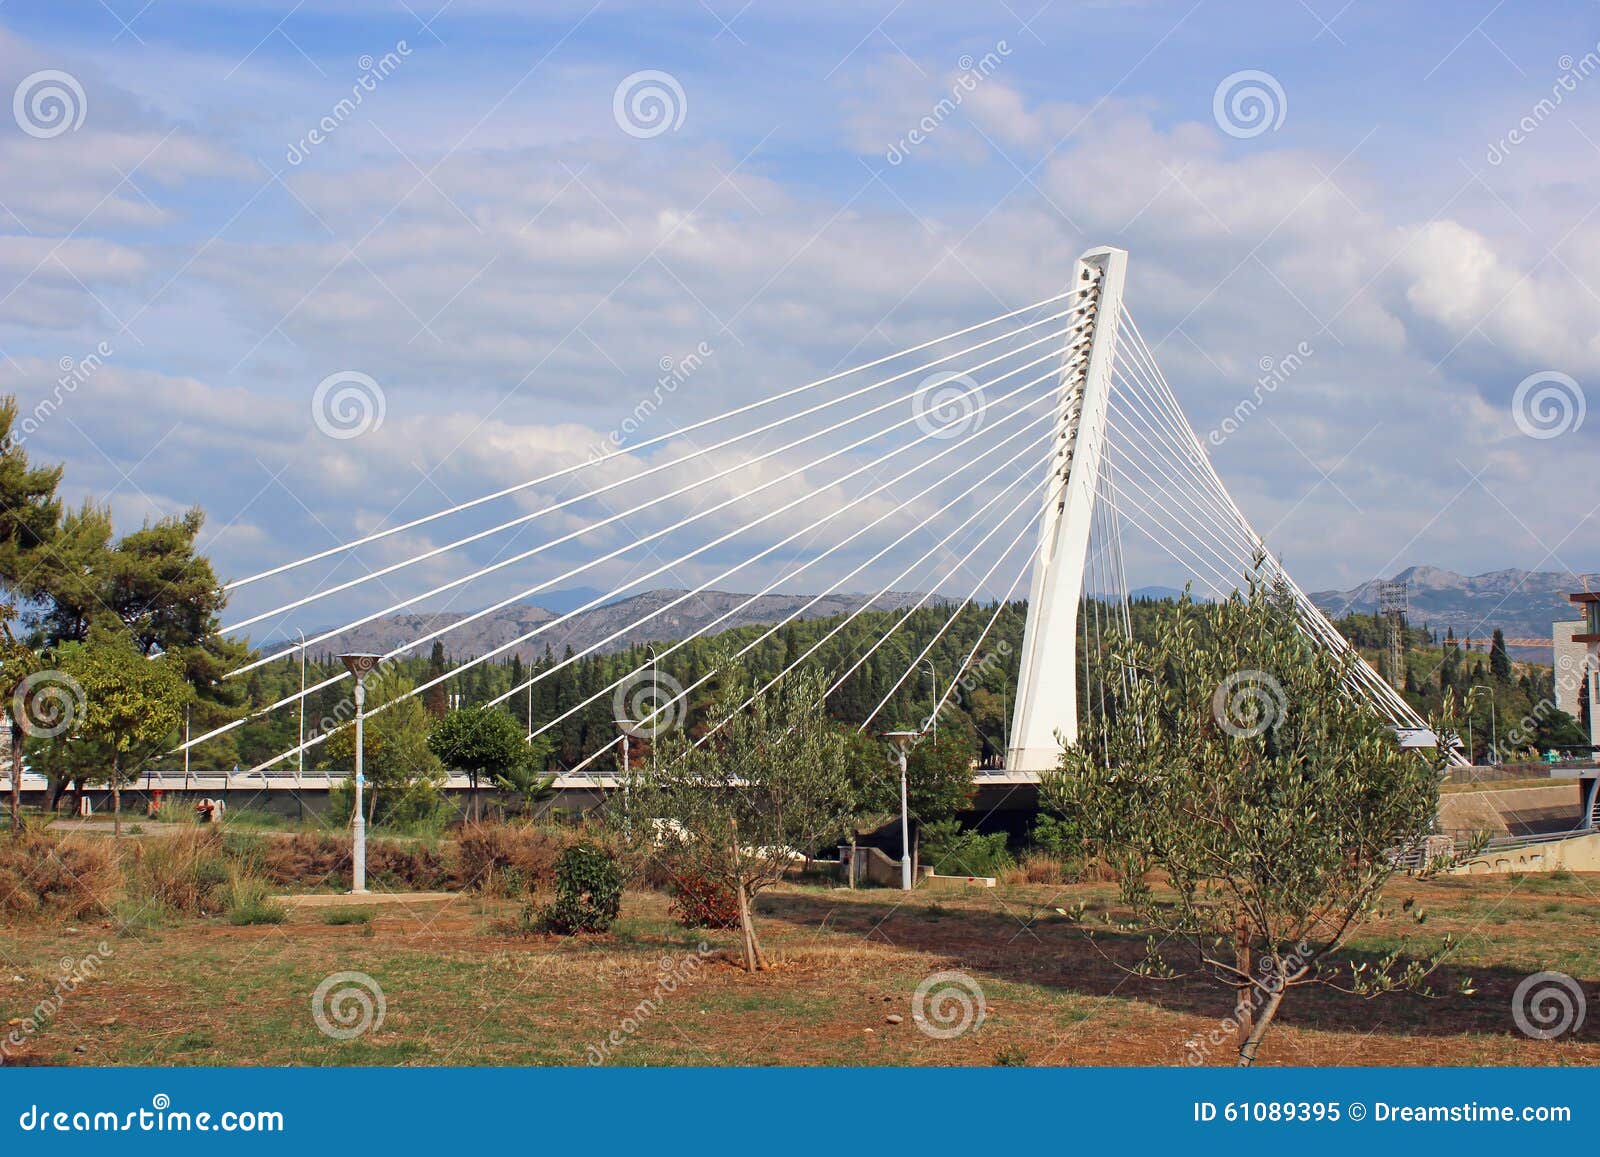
1003, 245, 1444, 773
1007, 246, 1126, 771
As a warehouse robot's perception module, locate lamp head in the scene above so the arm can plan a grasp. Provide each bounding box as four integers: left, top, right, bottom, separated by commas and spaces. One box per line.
879, 729, 922, 752
339, 653, 383, 679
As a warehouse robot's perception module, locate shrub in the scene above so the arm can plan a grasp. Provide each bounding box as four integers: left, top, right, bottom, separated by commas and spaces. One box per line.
127, 829, 231, 916
1028, 813, 1081, 856
456, 822, 569, 895
223, 871, 287, 925
921, 819, 1013, 878
667, 871, 740, 930
322, 907, 373, 926
539, 843, 622, 934
0, 832, 120, 921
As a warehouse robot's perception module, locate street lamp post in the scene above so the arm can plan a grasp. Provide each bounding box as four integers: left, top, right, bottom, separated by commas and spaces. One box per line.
613, 719, 634, 837
921, 659, 939, 741
882, 730, 922, 891
296, 630, 307, 778
340, 653, 382, 895
1467, 685, 1494, 766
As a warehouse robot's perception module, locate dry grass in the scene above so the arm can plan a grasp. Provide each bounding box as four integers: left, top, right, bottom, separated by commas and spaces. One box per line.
455, 822, 576, 896
0, 831, 120, 921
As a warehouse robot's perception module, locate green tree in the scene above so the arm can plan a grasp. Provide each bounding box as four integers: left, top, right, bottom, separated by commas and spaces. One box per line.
0, 402, 63, 832
429, 705, 539, 821
0, 397, 63, 588
637, 666, 857, 971
1043, 572, 1459, 1066
62, 629, 188, 836
1489, 628, 1512, 682
904, 724, 976, 825
0, 605, 44, 835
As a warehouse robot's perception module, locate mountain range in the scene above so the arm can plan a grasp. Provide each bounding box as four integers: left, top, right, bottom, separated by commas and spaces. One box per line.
309, 588, 937, 663
1308, 566, 1598, 642
298, 567, 1593, 663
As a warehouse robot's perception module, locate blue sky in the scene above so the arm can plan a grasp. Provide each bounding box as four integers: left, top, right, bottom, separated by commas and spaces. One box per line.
1, 0, 1597, 641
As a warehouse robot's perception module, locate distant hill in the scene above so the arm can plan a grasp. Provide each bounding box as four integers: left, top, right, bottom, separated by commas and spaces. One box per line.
310, 588, 939, 663
1309, 566, 1599, 641
300, 567, 1593, 664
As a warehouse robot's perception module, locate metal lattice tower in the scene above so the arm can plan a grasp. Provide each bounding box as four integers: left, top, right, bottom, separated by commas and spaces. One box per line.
1378, 579, 1409, 690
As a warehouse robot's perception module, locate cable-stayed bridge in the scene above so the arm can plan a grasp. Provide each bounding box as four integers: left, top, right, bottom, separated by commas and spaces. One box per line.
188, 245, 1443, 785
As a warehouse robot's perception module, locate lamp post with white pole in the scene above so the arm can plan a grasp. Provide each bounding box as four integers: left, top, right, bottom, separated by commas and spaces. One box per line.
881, 730, 922, 891
296, 630, 307, 778
339, 653, 382, 895
921, 659, 939, 741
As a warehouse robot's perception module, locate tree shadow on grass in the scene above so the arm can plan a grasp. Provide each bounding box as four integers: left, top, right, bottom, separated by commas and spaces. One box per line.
758, 888, 1599, 1045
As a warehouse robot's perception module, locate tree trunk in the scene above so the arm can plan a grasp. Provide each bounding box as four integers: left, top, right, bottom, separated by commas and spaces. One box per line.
1237, 978, 1287, 1067
734, 880, 767, 972
47, 775, 65, 813
111, 751, 122, 838
8, 719, 21, 838
367, 786, 377, 826
72, 776, 84, 817
1232, 913, 1254, 1057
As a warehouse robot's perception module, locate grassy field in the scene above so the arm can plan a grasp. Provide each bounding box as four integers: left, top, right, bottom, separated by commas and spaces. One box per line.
5, 867, 1600, 1067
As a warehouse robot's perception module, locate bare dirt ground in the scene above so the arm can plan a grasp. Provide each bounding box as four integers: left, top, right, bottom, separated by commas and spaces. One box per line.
4, 873, 1599, 1067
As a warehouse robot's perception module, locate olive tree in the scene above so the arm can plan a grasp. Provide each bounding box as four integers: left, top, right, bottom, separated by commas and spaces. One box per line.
1042, 570, 1462, 1066
636, 667, 857, 972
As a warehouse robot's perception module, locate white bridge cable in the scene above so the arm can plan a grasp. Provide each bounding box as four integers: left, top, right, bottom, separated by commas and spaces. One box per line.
696, 468, 1053, 753
234, 372, 1065, 769
1114, 309, 1426, 728
224, 291, 1074, 593
511, 416, 1061, 749
1104, 390, 1405, 712
225, 321, 1073, 669
914, 541, 1036, 740
1113, 322, 1410, 714
186, 362, 1062, 753
224, 311, 1076, 642
187, 363, 1054, 755
553, 436, 1059, 776
857, 512, 1040, 735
